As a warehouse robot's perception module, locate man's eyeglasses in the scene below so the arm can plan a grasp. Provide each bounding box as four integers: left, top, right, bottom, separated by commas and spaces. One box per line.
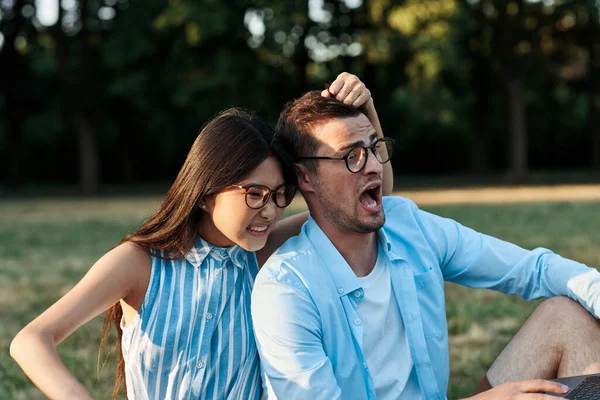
298, 137, 394, 173
228, 183, 297, 209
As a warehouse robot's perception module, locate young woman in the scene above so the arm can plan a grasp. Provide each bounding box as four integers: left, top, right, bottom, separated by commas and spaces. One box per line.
10, 73, 390, 400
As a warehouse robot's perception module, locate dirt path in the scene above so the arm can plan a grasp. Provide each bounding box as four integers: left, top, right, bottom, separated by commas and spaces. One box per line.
3, 184, 600, 219
284, 183, 600, 209
395, 184, 600, 205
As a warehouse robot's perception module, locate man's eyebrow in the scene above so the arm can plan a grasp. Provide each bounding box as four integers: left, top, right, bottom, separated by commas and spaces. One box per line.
337, 140, 365, 153
336, 131, 379, 153
338, 132, 377, 152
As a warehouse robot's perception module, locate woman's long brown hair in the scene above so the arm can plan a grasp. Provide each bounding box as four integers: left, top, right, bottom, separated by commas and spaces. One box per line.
98, 108, 295, 399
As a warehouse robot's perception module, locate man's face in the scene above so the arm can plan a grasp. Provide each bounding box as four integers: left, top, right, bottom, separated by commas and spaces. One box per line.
307, 114, 385, 234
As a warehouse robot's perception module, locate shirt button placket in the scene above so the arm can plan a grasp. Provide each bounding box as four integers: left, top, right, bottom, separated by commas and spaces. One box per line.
190, 357, 208, 397
196, 257, 223, 382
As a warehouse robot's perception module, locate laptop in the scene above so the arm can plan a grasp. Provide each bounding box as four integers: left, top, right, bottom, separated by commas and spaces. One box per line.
546, 374, 600, 399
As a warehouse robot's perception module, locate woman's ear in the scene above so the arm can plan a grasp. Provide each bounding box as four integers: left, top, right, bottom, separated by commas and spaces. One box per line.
198, 195, 215, 213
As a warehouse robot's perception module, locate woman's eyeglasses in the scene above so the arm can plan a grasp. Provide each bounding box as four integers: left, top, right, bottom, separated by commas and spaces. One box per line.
228, 183, 297, 209
298, 137, 394, 173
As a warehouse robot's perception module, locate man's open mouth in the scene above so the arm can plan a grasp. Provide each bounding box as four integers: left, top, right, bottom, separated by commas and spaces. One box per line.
359, 182, 382, 211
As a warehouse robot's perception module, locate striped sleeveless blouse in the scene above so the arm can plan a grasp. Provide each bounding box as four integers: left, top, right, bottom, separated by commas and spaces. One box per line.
121, 237, 261, 399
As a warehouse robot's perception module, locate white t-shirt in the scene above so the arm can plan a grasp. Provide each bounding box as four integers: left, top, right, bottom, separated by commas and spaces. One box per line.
356, 244, 421, 399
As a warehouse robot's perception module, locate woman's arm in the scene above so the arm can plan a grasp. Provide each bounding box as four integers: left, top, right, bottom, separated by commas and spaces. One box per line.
364, 97, 393, 195
257, 211, 308, 266
10, 242, 150, 400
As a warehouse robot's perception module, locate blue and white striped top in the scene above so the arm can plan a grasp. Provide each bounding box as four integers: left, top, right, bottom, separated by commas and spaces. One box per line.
121, 237, 261, 400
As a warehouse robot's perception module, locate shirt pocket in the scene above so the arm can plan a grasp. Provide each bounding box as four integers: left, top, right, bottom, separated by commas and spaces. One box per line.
413, 265, 442, 288
413, 266, 446, 340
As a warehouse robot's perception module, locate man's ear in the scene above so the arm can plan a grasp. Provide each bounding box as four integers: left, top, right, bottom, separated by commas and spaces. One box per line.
294, 163, 316, 194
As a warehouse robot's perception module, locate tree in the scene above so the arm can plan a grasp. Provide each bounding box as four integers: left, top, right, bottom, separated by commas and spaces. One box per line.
0, 0, 37, 187
45, 0, 121, 194
562, 0, 600, 169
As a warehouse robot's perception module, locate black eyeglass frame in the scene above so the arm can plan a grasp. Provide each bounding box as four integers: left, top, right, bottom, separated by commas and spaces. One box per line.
298, 137, 394, 173
227, 183, 297, 209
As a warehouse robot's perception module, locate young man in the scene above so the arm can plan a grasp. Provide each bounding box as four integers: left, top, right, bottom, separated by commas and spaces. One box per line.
251, 77, 600, 399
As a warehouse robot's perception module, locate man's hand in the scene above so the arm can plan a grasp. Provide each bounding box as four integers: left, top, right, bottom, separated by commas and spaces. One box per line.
322, 72, 372, 108
465, 380, 569, 399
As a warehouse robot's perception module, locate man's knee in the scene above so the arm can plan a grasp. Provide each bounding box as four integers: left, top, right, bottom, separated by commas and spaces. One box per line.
530, 296, 599, 338
532, 296, 587, 324
537, 296, 581, 312
583, 362, 600, 374
487, 297, 600, 384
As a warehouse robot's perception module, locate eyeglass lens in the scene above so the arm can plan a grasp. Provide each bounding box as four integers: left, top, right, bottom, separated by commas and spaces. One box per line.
346, 139, 393, 173
245, 185, 295, 209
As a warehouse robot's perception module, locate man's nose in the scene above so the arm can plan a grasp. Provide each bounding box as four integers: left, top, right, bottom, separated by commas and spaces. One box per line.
363, 150, 383, 175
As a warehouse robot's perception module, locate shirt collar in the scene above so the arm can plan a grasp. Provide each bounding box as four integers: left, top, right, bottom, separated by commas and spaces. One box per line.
376, 227, 403, 262
303, 215, 405, 298
303, 216, 361, 297
184, 236, 247, 269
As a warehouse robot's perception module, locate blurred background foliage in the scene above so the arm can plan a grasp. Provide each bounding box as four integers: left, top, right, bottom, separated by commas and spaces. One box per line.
1, 0, 600, 194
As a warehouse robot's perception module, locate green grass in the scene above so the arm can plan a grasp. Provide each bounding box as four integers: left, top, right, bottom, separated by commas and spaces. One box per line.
2, 197, 600, 399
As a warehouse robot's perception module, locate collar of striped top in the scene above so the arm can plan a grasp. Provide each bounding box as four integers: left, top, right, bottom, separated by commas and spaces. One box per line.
184, 236, 248, 269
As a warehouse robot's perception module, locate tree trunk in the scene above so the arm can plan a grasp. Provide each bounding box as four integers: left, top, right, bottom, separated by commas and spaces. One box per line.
470, 129, 489, 174
4, 106, 25, 188
456, 0, 491, 174
0, 0, 29, 188
587, 33, 600, 170
123, 142, 135, 184
506, 77, 528, 180
470, 48, 491, 174
591, 94, 600, 169
74, 113, 100, 194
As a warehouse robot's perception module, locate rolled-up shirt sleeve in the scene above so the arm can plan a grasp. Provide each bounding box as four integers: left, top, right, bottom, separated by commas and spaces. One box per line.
414, 207, 600, 318
251, 266, 343, 400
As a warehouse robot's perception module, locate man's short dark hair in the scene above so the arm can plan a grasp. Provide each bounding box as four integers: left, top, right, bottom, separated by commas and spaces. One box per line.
275, 90, 366, 173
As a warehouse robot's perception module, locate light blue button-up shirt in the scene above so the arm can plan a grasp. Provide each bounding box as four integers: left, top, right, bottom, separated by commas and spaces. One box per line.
251, 196, 599, 400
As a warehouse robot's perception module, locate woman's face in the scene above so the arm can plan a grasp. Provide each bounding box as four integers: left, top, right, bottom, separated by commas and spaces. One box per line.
199, 156, 288, 251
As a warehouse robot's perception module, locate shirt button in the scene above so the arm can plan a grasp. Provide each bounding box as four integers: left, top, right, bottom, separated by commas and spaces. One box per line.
337, 287, 344, 294
206, 313, 213, 320
197, 361, 205, 369
354, 291, 361, 298
354, 318, 361, 325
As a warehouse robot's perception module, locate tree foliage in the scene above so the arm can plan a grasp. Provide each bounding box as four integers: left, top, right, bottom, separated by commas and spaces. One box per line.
1, 0, 599, 191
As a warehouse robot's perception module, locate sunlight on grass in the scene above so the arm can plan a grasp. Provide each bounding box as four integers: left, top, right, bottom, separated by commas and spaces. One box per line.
2, 197, 600, 399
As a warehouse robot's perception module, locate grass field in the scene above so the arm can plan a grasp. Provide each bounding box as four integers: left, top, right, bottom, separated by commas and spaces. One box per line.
2, 194, 600, 399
